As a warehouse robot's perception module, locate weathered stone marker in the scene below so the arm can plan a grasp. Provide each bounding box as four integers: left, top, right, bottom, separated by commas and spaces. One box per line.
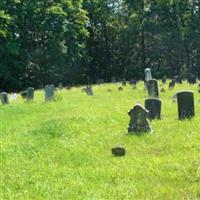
45, 84, 55, 101
27, 87, 34, 101
145, 68, 152, 82
145, 98, 161, 120
177, 91, 195, 120
85, 85, 93, 96
111, 146, 126, 157
128, 104, 152, 133
0, 92, 9, 105
147, 79, 159, 98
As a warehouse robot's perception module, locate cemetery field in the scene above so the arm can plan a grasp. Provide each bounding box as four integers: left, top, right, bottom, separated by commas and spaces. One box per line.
1, 81, 200, 200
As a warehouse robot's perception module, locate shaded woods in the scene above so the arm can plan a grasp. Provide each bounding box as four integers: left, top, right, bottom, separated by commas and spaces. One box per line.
0, 0, 200, 91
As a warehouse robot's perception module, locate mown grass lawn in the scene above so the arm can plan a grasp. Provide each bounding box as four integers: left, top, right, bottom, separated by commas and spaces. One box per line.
1, 81, 200, 200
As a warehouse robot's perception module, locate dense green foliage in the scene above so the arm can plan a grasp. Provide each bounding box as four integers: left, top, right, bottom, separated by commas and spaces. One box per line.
1, 0, 200, 91
1, 81, 200, 199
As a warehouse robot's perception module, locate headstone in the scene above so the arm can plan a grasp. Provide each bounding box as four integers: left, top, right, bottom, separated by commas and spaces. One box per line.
162, 76, 167, 84
21, 91, 27, 99
187, 73, 196, 84
122, 78, 126, 86
10, 93, 18, 101
112, 146, 126, 157
58, 82, 63, 90
85, 85, 93, 96
26, 87, 34, 101
66, 86, 72, 90
0, 92, 9, 105
177, 91, 195, 120
118, 87, 123, 91
147, 79, 159, 98
130, 79, 137, 85
45, 84, 54, 101
169, 80, 175, 89
145, 98, 161, 120
145, 68, 152, 82
111, 76, 117, 83
128, 104, 152, 133
96, 79, 104, 84
173, 75, 182, 84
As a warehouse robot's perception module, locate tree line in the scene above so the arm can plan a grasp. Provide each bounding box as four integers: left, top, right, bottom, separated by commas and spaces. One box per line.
0, 0, 200, 91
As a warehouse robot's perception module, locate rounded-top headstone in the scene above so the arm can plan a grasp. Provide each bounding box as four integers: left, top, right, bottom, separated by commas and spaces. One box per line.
128, 104, 152, 133
45, 84, 55, 101
27, 87, 34, 101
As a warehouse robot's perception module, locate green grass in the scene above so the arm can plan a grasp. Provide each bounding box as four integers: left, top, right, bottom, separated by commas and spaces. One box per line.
1, 81, 200, 200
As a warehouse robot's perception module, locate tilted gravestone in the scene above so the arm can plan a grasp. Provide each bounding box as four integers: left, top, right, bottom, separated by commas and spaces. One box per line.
145, 98, 161, 120
45, 84, 55, 101
145, 68, 152, 82
147, 79, 159, 98
177, 91, 195, 120
128, 104, 152, 133
26, 87, 34, 101
0, 92, 9, 105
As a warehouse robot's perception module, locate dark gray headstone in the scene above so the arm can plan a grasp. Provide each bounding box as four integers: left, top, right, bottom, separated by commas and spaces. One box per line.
177, 91, 195, 120
27, 87, 34, 101
45, 84, 54, 101
128, 104, 152, 133
147, 79, 159, 98
112, 147, 126, 157
145, 98, 161, 120
0, 92, 9, 105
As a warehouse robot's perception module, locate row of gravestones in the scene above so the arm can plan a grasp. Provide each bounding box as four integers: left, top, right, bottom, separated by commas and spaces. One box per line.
113, 70, 197, 156
127, 69, 195, 135
0, 85, 56, 105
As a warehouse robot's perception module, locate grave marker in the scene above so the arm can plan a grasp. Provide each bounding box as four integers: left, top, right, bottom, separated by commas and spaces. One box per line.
128, 104, 152, 133
145, 98, 161, 120
177, 91, 195, 120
